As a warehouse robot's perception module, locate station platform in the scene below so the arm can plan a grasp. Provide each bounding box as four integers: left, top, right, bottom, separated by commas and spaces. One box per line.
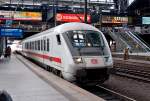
0, 54, 104, 101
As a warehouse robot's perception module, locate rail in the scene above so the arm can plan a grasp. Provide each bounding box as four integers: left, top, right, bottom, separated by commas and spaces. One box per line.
113, 58, 150, 82
82, 85, 136, 101
114, 67, 150, 83
97, 85, 136, 101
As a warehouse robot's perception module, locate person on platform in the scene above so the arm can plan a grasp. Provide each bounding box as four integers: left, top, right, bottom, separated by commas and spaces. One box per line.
4, 46, 11, 58
123, 47, 129, 60
0, 90, 13, 101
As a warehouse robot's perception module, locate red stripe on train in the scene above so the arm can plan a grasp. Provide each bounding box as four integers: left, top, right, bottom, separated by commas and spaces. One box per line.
24, 51, 62, 63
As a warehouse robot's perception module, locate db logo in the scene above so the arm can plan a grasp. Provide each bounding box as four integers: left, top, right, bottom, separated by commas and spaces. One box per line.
91, 59, 98, 64
56, 14, 63, 21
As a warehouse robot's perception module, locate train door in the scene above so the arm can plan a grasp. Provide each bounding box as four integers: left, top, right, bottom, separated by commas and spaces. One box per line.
54, 34, 63, 68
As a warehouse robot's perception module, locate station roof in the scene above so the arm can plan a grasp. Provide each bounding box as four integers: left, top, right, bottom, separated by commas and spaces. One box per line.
0, 0, 115, 13
0, 0, 114, 5
127, 0, 150, 16
128, 0, 150, 10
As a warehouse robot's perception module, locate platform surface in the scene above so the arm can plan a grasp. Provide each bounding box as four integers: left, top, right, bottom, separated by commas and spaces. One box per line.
0, 55, 69, 101
0, 54, 104, 101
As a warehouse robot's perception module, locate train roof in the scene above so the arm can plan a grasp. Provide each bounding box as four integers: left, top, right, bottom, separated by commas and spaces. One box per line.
23, 22, 100, 41
54, 22, 100, 33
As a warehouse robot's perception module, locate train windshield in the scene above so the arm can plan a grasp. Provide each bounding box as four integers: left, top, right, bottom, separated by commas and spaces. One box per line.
67, 30, 104, 48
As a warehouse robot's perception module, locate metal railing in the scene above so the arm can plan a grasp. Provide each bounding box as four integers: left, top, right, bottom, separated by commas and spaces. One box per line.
107, 28, 129, 52
127, 31, 150, 52
113, 28, 150, 52
117, 31, 143, 52
106, 27, 150, 53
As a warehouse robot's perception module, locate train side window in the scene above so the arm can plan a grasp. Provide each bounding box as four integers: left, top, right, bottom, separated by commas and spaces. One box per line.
32, 41, 34, 50
28, 42, 30, 49
33, 41, 35, 50
36, 41, 37, 50
28, 42, 30, 50
27, 42, 29, 49
27, 42, 28, 49
32, 42, 34, 50
56, 35, 61, 45
35, 41, 37, 50
25, 43, 26, 49
31, 42, 32, 50
36, 41, 38, 50
30, 42, 31, 50
41, 40, 43, 50
38, 40, 40, 50
27, 43, 28, 49
44, 40, 46, 51
28, 42, 29, 49
47, 39, 49, 51
35, 41, 36, 50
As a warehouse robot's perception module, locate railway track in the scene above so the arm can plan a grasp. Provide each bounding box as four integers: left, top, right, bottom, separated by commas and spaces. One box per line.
113, 58, 150, 82
113, 67, 150, 82
82, 85, 136, 101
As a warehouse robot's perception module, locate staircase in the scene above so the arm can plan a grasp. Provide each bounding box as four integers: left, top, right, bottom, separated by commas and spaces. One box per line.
107, 28, 129, 52
127, 31, 150, 52
107, 28, 150, 53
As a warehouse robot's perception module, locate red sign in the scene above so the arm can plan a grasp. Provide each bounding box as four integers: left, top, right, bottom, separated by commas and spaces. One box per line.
91, 59, 98, 64
56, 13, 91, 23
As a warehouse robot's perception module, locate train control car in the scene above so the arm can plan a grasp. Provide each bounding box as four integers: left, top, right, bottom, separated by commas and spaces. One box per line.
21, 22, 113, 84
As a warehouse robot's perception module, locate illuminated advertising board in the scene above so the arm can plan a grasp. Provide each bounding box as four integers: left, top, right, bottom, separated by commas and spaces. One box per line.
56, 13, 91, 23
0, 10, 42, 21
102, 16, 128, 24
142, 17, 150, 24
0, 28, 23, 38
14, 12, 42, 20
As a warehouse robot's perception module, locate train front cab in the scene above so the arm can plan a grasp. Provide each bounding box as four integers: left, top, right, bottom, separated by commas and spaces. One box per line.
61, 30, 113, 84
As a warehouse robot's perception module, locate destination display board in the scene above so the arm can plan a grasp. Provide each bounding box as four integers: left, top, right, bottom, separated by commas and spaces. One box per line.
142, 17, 150, 25
0, 10, 42, 21
56, 13, 91, 23
102, 16, 128, 24
0, 28, 23, 38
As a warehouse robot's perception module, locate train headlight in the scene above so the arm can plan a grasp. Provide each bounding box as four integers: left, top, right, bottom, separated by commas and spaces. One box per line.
104, 56, 113, 65
73, 57, 83, 64
104, 56, 109, 62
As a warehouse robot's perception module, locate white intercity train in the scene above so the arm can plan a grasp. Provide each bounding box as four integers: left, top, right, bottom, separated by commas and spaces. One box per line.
20, 22, 113, 84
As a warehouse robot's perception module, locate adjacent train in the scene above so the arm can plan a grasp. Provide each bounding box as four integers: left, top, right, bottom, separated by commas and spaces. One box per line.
20, 22, 113, 84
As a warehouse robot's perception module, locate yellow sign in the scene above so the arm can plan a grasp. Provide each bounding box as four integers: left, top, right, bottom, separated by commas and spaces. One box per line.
14, 11, 42, 20
0, 10, 42, 20
102, 16, 128, 24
